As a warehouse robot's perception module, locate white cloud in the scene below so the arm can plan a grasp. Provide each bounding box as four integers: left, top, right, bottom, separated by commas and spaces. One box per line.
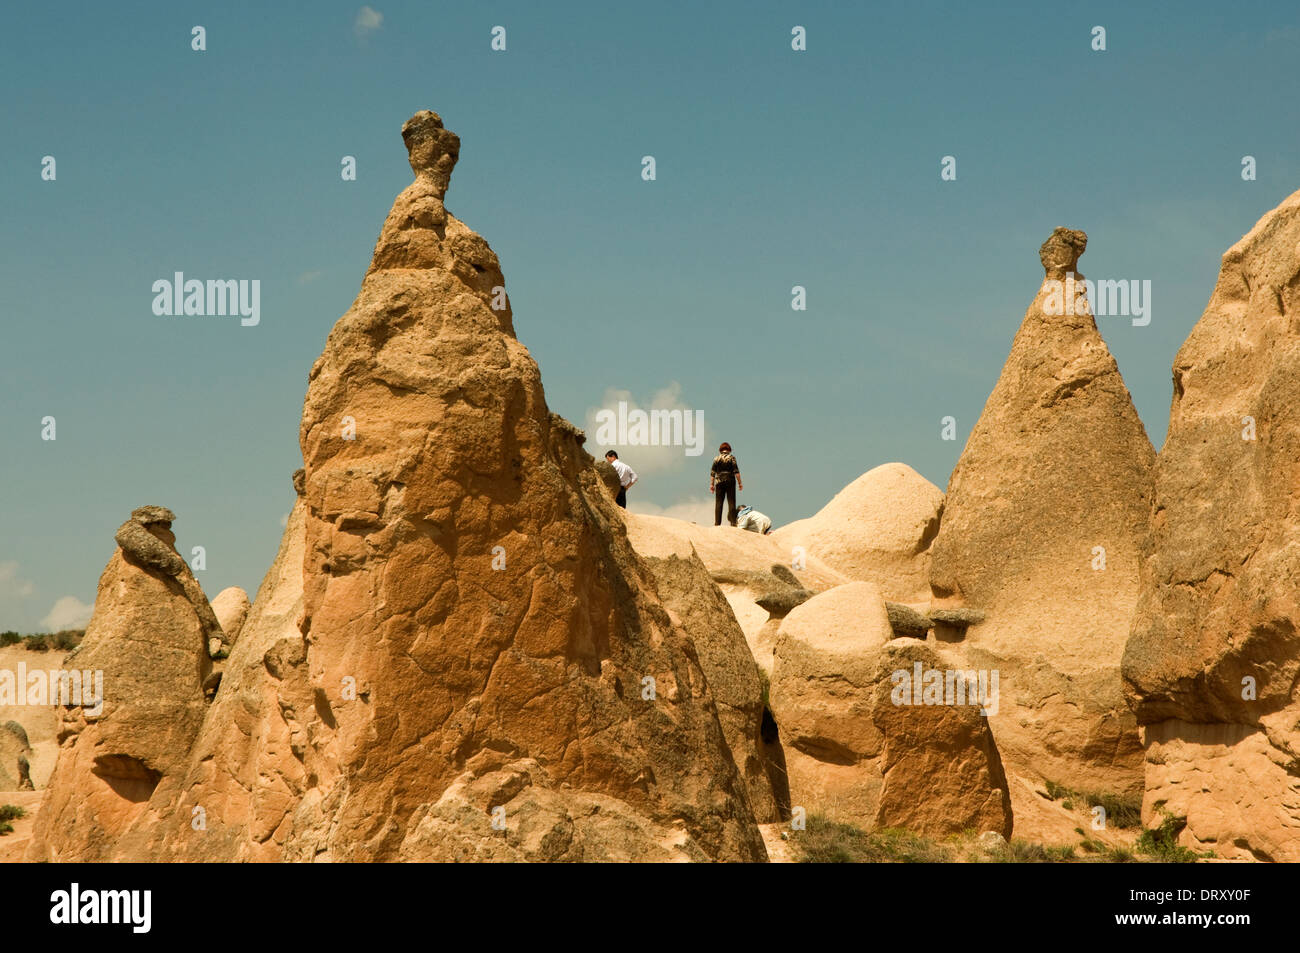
0, 561, 35, 599
354, 6, 383, 37
585, 381, 709, 476
628, 495, 716, 525
297, 270, 323, 285
41, 596, 93, 632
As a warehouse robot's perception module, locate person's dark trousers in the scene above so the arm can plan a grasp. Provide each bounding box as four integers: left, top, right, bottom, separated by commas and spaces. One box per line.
616, 486, 627, 508
714, 481, 737, 526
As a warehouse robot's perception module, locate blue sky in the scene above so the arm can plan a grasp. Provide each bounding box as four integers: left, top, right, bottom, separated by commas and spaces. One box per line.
2, 0, 1298, 631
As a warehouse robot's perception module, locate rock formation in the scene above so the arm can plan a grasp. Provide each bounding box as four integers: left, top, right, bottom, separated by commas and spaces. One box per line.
210, 587, 250, 646
768, 583, 892, 823
623, 511, 848, 674
926, 229, 1153, 801
0, 721, 33, 791
1124, 188, 1300, 861
771, 463, 944, 602
871, 640, 1012, 838
280, 110, 763, 861
768, 582, 1011, 836
107, 500, 313, 861
640, 552, 781, 822
28, 111, 767, 863
26, 506, 216, 861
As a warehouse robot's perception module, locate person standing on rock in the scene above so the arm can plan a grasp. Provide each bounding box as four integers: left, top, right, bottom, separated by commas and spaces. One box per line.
710, 442, 743, 527
604, 451, 638, 508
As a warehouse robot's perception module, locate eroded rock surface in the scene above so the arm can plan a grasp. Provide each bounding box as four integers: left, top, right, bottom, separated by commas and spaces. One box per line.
1124, 189, 1300, 861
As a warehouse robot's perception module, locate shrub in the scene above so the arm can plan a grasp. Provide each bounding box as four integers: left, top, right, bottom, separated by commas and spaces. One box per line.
0, 804, 26, 835
0, 631, 21, 647
1043, 779, 1142, 828
792, 814, 955, 863
983, 839, 1076, 863
1136, 812, 1207, 862
49, 629, 84, 651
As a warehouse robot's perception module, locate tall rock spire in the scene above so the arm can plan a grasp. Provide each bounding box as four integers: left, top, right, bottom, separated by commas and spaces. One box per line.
30, 111, 767, 862
927, 228, 1155, 799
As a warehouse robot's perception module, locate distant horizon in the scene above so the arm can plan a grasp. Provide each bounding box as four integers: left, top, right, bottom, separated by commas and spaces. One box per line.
3, 0, 1298, 631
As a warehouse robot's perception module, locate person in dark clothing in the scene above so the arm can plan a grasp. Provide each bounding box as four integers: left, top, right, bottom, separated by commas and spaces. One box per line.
710, 442, 743, 526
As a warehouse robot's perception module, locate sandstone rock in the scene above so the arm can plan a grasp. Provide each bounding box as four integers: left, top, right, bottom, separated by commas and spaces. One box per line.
1124, 188, 1300, 861
400, 758, 708, 862
756, 587, 815, 617
210, 111, 760, 863
870, 640, 1012, 839
625, 501, 848, 681
110, 500, 313, 861
768, 583, 893, 822
926, 228, 1153, 801
641, 552, 780, 822
885, 602, 932, 639
0, 648, 58, 790
26, 506, 216, 861
624, 512, 847, 590
0, 721, 33, 791
770, 463, 943, 602
32, 113, 768, 864
210, 587, 250, 645
768, 583, 1012, 837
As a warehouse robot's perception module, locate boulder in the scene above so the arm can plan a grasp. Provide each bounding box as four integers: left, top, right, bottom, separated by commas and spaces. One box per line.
770, 463, 943, 602
870, 640, 1012, 838
768, 583, 1012, 837
885, 602, 932, 639
768, 583, 892, 823
624, 512, 848, 677
926, 228, 1153, 800
1123, 188, 1300, 861
210, 587, 251, 646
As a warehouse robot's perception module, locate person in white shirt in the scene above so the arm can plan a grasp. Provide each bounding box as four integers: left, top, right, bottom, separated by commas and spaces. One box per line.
735, 504, 772, 535
604, 451, 638, 508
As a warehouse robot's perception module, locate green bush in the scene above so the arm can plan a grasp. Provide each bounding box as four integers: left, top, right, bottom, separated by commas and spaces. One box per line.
0, 631, 21, 647
1136, 812, 1208, 862
0, 803, 26, 835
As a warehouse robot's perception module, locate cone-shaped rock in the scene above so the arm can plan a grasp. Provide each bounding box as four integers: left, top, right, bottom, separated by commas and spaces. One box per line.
26, 507, 217, 861
286, 109, 762, 860
927, 229, 1155, 797
1124, 189, 1300, 861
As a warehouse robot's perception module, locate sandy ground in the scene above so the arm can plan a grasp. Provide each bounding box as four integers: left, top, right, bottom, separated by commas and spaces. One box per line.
760, 823, 796, 863
0, 789, 44, 862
